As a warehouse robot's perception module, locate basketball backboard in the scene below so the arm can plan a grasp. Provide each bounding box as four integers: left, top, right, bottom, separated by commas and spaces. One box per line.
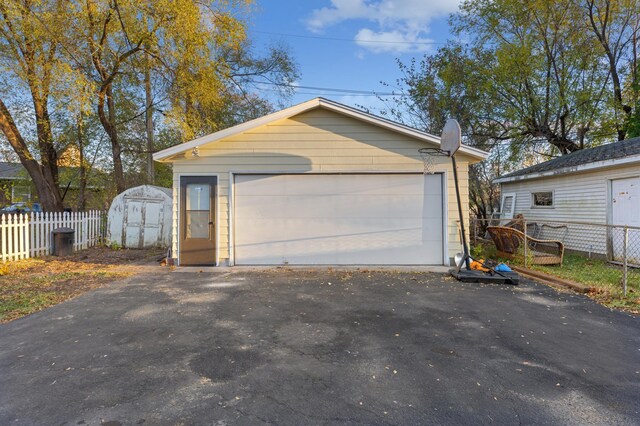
441, 119, 461, 156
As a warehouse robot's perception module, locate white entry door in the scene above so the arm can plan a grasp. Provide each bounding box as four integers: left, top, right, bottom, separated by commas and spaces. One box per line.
233, 174, 444, 265
611, 177, 640, 264
500, 192, 516, 220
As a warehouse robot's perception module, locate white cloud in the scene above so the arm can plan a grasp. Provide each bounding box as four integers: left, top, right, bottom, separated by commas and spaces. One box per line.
307, 0, 373, 31
355, 28, 434, 53
306, 0, 462, 54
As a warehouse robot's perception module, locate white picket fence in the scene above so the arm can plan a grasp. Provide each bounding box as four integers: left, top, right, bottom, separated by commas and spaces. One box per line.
0, 210, 105, 262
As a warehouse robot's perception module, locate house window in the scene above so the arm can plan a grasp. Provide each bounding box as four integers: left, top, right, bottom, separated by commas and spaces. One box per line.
532, 191, 553, 207
11, 183, 31, 203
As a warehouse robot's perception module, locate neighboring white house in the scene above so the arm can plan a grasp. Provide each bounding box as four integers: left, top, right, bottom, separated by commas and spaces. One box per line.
153, 98, 488, 266
107, 185, 173, 249
495, 137, 640, 261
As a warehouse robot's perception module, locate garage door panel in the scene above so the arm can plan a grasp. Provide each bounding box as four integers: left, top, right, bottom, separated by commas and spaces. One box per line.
234, 174, 443, 265
237, 218, 439, 242
235, 228, 438, 265
235, 174, 435, 196
239, 243, 434, 265
235, 195, 442, 220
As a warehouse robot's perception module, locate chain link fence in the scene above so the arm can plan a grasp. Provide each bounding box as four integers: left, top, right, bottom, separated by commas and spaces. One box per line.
470, 217, 640, 300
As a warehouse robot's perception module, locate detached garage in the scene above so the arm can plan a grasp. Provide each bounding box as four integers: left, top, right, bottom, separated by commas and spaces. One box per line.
153, 98, 487, 266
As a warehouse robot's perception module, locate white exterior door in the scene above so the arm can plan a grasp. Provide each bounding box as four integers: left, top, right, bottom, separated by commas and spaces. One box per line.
500, 192, 516, 220
233, 174, 444, 265
611, 177, 640, 264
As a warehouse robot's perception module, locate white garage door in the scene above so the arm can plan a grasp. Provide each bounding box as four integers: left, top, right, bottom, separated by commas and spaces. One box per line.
234, 174, 444, 265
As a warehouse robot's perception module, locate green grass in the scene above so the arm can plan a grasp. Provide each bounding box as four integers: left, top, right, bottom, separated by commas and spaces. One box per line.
0, 258, 133, 322
472, 241, 640, 313
0, 246, 164, 322
532, 253, 639, 312
534, 253, 627, 288
0, 292, 59, 320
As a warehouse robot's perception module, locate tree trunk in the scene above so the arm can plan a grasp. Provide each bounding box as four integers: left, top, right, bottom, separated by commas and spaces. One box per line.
610, 58, 630, 141
33, 98, 59, 185
549, 137, 581, 154
77, 115, 87, 211
0, 99, 63, 211
97, 83, 126, 193
145, 57, 155, 184
586, 1, 631, 141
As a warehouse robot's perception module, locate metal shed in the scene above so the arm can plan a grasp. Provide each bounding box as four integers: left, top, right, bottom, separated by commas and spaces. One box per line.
107, 185, 172, 249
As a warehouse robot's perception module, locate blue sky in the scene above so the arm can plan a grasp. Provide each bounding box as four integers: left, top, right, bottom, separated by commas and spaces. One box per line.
249, 0, 463, 112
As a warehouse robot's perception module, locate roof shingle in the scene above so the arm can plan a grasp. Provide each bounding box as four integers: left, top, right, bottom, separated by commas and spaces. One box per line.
499, 137, 640, 180
0, 162, 26, 179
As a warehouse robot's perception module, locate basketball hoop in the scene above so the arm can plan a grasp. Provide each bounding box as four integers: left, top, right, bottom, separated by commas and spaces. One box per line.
418, 147, 449, 174
419, 119, 461, 174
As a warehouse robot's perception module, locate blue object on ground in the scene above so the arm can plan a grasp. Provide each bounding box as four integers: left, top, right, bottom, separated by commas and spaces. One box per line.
495, 263, 512, 272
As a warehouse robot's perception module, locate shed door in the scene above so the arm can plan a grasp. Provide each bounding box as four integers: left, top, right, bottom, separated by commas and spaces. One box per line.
124, 200, 143, 248
234, 174, 444, 265
611, 177, 640, 264
123, 197, 165, 248
142, 201, 163, 247
180, 176, 217, 266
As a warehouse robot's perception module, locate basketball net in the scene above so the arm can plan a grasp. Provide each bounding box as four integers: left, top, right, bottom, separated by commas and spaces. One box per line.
418, 148, 449, 174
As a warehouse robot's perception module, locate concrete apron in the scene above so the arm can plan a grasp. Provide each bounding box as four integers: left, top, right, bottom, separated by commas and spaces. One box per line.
171, 265, 452, 274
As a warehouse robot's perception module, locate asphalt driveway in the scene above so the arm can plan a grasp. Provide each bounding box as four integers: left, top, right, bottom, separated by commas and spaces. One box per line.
1, 268, 638, 425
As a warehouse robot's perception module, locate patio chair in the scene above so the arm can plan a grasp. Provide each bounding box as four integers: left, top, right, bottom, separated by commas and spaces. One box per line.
539, 223, 568, 242
486, 226, 565, 266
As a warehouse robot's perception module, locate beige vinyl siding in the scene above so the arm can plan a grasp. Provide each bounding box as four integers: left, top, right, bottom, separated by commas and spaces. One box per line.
501, 164, 640, 255
171, 108, 472, 264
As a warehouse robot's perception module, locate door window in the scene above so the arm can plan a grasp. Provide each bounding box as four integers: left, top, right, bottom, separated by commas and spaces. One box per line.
186, 184, 210, 238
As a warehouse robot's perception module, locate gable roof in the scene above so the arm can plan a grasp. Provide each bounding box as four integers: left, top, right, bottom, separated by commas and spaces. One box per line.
0, 162, 27, 179
153, 97, 488, 162
0, 162, 109, 185
496, 137, 640, 183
